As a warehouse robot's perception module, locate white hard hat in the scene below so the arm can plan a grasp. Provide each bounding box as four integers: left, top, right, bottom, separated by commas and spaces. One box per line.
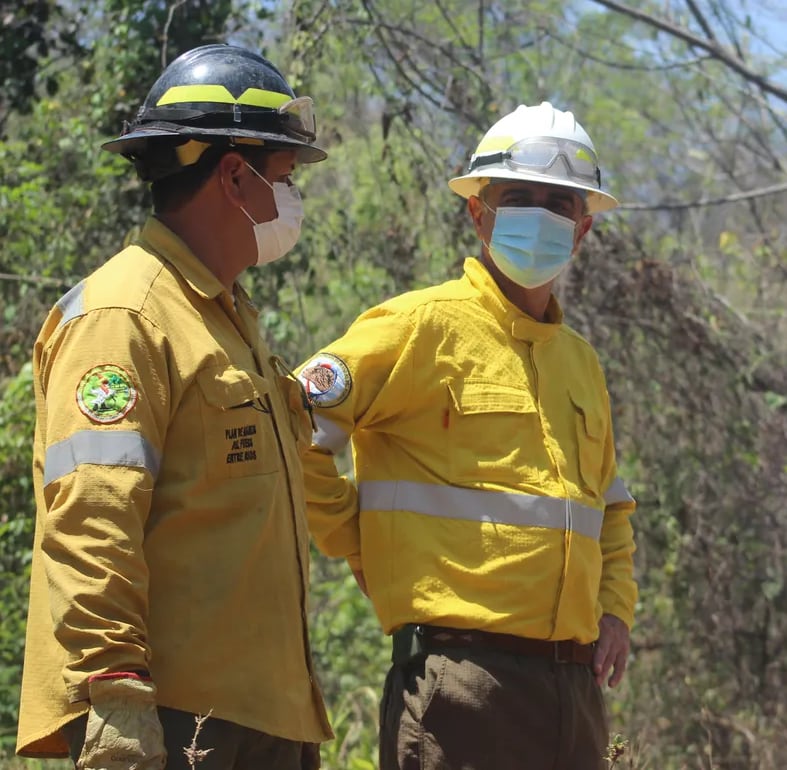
448, 101, 618, 214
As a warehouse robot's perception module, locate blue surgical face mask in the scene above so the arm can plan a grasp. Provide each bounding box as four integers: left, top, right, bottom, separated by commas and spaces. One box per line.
484, 205, 576, 289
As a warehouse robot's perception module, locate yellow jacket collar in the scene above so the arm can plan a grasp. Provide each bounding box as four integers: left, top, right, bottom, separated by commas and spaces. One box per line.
463, 257, 563, 343
138, 217, 227, 300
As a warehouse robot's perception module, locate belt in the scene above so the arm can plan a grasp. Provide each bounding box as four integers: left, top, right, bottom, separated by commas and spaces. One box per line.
392, 624, 595, 666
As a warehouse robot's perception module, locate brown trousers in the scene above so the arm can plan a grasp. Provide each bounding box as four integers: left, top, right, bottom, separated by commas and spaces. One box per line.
62, 707, 319, 770
379, 647, 608, 770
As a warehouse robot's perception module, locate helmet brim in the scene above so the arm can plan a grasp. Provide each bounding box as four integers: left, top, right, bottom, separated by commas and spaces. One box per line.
102, 125, 327, 164
448, 167, 618, 214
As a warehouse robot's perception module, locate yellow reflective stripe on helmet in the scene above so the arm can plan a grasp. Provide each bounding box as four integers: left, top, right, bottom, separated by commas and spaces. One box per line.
237, 88, 291, 108
474, 134, 516, 154
156, 85, 291, 108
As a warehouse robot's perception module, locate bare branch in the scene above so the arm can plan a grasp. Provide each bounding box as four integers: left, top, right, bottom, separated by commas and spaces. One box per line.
707, 0, 746, 60
617, 181, 787, 210
357, 0, 491, 129
0, 272, 71, 288
685, 0, 717, 42
342, 16, 488, 93
183, 711, 214, 768
589, 0, 787, 102
161, 0, 188, 68
477, 0, 484, 61
433, 0, 472, 53
549, 30, 713, 72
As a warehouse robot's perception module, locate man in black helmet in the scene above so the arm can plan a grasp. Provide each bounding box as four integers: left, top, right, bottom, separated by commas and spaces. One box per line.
16, 44, 332, 770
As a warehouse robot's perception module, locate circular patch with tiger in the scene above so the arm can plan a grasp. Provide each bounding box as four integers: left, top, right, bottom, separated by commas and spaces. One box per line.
298, 353, 352, 408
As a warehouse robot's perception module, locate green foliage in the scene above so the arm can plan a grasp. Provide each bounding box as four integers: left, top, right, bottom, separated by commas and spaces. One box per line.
560, 232, 787, 768
88, 0, 238, 134
0, 96, 146, 378
0, 365, 35, 753
309, 553, 387, 769
0, 1, 84, 124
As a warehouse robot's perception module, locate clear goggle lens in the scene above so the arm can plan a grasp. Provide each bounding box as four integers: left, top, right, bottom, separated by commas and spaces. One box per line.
472, 137, 600, 187
277, 96, 316, 141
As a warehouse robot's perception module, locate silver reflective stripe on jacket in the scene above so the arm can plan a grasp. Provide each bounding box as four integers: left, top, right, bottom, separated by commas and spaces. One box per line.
55, 281, 86, 328
44, 430, 161, 486
312, 413, 350, 454
603, 476, 634, 506
358, 480, 605, 540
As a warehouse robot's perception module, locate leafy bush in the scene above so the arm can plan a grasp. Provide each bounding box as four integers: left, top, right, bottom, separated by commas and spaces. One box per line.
0, 365, 35, 754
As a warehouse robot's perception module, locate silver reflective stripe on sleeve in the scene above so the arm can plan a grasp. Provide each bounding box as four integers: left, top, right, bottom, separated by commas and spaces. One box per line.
44, 430, 161, 486
312, 413, 350, 454
603, 476, 635, 506
359, 480, 604, 540
55, 281, 86, 328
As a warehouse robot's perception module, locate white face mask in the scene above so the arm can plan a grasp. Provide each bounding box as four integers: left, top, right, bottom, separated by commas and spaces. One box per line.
240, 163, 304, 265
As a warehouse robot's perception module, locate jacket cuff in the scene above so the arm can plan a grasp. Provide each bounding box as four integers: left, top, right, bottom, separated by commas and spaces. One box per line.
88, 670, 151, 683
599, 591, 636, 630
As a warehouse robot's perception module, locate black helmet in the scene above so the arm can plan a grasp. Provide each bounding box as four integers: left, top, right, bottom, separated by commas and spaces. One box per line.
103, 44, 326, 180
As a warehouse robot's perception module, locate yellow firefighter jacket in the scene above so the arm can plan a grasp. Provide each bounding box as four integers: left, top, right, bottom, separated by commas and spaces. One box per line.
298, 257, 636, 644
17, 217, 331, 758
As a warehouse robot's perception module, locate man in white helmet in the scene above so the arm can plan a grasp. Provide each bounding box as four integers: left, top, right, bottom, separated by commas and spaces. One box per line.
297, 102, 637, 770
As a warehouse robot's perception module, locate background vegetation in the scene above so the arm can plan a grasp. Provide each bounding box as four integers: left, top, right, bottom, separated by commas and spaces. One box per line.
1, 1, 785, 768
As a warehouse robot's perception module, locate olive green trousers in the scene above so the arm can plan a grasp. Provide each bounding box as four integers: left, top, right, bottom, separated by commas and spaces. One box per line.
379, 646, 608, 770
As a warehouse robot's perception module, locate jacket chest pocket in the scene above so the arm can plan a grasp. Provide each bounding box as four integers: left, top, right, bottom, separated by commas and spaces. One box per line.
197, 365, 281, 480
446, 378, 543, 485
568, 385, 606, 495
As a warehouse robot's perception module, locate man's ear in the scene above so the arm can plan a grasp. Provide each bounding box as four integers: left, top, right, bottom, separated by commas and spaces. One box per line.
574, 214, 593, 250
217, 152, 249, 208
467, 195, 485, 236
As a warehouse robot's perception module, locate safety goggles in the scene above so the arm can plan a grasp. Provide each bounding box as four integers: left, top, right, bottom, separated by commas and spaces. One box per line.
277, 96, 316, 142
469, 136, 601, 187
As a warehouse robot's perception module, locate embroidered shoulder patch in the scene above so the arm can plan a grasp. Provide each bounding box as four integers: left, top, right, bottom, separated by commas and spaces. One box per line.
76, 364, 138, 423
298, 353, 352, 408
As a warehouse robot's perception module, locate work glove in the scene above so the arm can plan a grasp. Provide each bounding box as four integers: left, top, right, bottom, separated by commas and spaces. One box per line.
77, 672, 167, 770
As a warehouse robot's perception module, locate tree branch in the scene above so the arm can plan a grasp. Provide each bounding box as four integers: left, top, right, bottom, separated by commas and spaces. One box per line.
685, 0, 717, 43
161, 0, 188, 68
356, 1, 491, 130
589, 0, 787, 103
616, 181, 787, 211
549, 29, 712, 72
0, 272, 71, 288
